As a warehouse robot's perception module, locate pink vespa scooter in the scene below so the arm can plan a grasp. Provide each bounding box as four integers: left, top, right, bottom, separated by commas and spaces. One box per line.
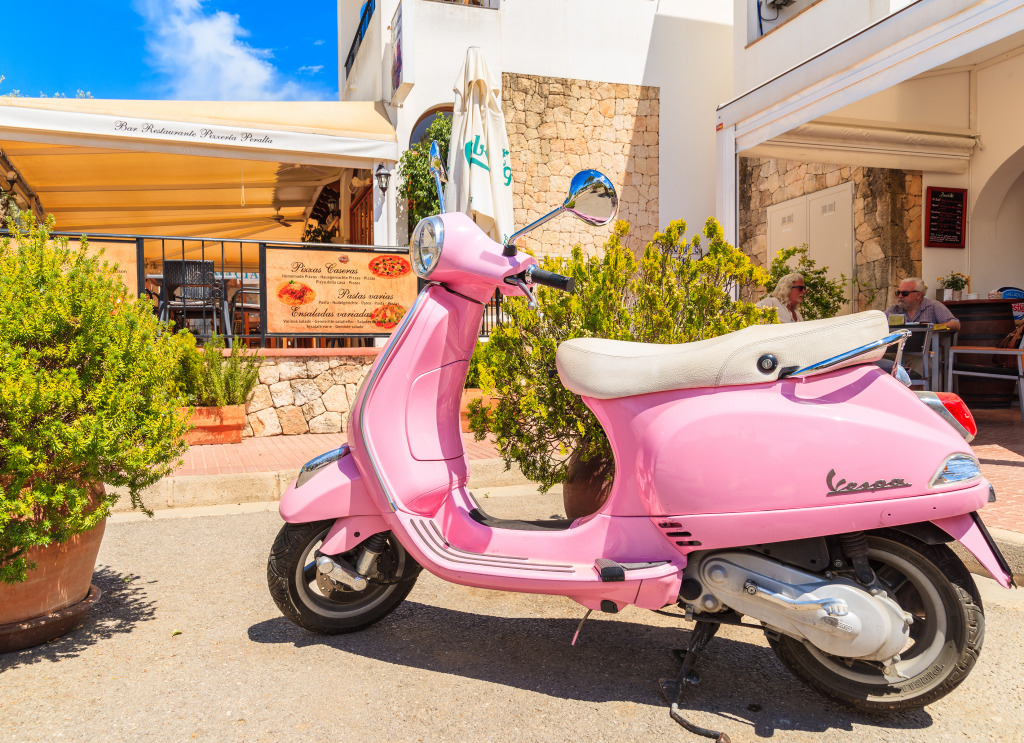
267, 147, 1014, 739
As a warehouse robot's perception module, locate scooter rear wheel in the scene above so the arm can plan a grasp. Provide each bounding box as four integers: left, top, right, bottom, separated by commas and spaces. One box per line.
267, 520, 420, 634
766, 532, 984, 712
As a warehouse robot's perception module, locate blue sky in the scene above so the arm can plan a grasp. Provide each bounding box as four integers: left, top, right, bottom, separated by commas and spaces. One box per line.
0, 0, 338, 100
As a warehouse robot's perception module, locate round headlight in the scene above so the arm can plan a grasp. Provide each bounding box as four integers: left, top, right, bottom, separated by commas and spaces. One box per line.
411, 216, 444, 278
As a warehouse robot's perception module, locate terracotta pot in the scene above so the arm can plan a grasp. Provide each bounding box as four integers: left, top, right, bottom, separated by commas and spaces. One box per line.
562, 449, 615, 520
460, 389, 496, 433
183, 404, 246, 445
0, 483, 106, 653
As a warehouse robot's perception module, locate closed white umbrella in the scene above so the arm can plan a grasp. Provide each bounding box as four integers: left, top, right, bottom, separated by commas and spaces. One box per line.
444, 47, 514, 245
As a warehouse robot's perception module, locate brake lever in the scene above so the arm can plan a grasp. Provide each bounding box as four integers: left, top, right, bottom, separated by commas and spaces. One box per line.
504, 276, 538, 309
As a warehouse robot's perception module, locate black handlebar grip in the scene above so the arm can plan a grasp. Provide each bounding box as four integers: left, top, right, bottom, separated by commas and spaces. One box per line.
529, 268, 575, 293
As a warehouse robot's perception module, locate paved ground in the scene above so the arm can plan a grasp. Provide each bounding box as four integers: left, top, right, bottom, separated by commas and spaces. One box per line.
2, 493, 1022, 743
965, 408, 1024, 533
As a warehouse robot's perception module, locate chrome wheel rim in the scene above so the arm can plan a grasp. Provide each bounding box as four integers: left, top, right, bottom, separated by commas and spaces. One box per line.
293, 527, 403, 619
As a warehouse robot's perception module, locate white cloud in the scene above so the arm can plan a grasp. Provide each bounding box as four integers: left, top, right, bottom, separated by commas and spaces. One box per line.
133, 0, 328, 100
299, 65, 324, 75
314, 40, 325, 46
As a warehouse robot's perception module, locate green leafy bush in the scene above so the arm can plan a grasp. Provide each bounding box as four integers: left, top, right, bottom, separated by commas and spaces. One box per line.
764, 245, 851, 320
397, 114, 452, 234
468, 217, 773, 491
177, 333, 262, 407
0, 212, 191, 583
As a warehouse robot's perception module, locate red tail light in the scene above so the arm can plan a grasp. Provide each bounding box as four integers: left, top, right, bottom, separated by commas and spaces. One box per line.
935, 392, 978, 439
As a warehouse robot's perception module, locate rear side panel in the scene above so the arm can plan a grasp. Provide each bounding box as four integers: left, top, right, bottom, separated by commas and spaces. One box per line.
587, 364, 976, 518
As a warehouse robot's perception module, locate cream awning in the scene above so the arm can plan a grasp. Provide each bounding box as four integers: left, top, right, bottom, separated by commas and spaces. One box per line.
0, 98, 398, 240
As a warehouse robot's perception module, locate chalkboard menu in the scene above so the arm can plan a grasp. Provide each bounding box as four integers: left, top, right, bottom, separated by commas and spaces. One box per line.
925, 187, 967, 248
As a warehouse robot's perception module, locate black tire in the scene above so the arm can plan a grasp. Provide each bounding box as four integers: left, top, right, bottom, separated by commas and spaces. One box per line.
767, 531, 984, 712
267, 521, 420, 634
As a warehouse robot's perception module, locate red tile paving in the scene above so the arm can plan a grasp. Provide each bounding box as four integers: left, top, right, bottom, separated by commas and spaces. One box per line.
175, 414, 1022, 535
174, 431, 500, 477
969, 409, 1024, 534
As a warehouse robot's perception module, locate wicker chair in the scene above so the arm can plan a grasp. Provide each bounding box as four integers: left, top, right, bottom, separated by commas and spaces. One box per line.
156, 260, 231, 342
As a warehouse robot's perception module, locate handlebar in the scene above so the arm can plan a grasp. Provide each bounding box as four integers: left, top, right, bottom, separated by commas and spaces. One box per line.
526, 266, 575, 293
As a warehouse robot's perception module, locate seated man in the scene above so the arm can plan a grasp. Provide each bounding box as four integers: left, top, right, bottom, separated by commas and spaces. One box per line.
883, 277, 959, 378
885, 277, 961, 332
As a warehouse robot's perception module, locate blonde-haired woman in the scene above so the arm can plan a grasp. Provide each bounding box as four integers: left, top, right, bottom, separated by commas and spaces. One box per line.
757, 272, 806, 323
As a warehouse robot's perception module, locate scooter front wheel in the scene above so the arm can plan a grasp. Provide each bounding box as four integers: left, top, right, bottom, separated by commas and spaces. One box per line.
267, 521, 420, 634
766, 532, 984, 712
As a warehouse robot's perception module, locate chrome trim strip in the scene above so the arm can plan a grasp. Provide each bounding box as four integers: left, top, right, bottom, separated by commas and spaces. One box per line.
295, 444, 350, 488
357, 284, 438, 512
785, 330, 911, 378
410, 520, 576, 573
425, 521, 574, 568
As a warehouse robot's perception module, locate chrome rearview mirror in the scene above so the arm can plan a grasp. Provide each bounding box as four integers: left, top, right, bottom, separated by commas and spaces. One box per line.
503, 169, 618, 256
563, 170, 618, 226
429, 140, 447, 213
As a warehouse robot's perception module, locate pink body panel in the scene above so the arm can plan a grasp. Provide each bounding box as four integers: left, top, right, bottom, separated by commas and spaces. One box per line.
424, 212, 537, 303
278, 452, 377, 523
288, 211, 1007, 611
933, 513, 1014, 587
585, 364, 975, 519
321, 514, 390, 555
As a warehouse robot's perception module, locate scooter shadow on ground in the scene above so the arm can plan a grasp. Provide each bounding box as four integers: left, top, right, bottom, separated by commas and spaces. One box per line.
247, 601, 933, 739
0, 566, 157, 672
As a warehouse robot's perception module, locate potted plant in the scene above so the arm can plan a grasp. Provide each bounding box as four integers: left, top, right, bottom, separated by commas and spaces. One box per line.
0, 210, 190, 652
176, 333, 262, 445
939, 272, 970, 301
467, 218, 774, 519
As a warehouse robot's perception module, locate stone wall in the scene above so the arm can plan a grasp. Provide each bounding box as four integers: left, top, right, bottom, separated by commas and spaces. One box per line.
243, 351, 377, 437
738, 157, 922, 311
502, 73, 660, 257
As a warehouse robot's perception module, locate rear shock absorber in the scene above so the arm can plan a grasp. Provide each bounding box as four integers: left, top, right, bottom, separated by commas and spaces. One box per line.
355, 532, 390, 576
839, 532, 876, 585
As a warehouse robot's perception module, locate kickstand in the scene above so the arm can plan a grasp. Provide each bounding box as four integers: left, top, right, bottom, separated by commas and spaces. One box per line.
658, 620, 731, 743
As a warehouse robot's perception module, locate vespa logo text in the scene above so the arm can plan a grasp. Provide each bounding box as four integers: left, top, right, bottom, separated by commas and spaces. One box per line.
825, 469, 911, 497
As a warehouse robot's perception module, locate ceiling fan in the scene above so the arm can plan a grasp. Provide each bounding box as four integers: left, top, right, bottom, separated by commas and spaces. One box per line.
268, 207, 294, 227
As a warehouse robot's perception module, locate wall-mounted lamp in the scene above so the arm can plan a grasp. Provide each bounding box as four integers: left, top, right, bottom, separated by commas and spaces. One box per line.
375, 164, 391, 194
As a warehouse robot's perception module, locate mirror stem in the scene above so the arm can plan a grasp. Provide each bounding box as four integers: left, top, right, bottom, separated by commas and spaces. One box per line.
503, 207, 564, 256
433, 172, 446, 214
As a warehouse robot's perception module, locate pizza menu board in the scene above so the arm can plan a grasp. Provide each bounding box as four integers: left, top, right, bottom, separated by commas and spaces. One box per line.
264, 248, 417, 335
925, 187, 968, 248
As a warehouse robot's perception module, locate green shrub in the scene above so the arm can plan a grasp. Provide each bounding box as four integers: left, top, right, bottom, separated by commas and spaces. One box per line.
397, 114, 452, 234
0, 211, 191, 583
468, 217, 774, 491
764, 245, 852, 320
177, 333, 262, 407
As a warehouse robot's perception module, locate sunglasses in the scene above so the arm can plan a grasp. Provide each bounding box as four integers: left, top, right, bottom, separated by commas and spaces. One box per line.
895, 290, 921, 297
792, 285, 807, 291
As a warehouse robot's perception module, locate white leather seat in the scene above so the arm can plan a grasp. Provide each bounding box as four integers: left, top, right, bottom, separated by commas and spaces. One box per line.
555, 310, 890, 399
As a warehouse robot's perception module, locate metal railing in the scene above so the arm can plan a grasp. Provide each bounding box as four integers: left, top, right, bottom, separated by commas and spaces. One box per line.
29, 229, 507, 347
344, 0, 376, 77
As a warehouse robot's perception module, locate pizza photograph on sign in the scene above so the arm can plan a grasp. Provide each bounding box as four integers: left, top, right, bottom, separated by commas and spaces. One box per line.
264, 248, 416, 335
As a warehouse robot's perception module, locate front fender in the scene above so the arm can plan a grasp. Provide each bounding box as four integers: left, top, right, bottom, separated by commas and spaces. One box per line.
933, 512, 1016, 588
279, 449, 381, 523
